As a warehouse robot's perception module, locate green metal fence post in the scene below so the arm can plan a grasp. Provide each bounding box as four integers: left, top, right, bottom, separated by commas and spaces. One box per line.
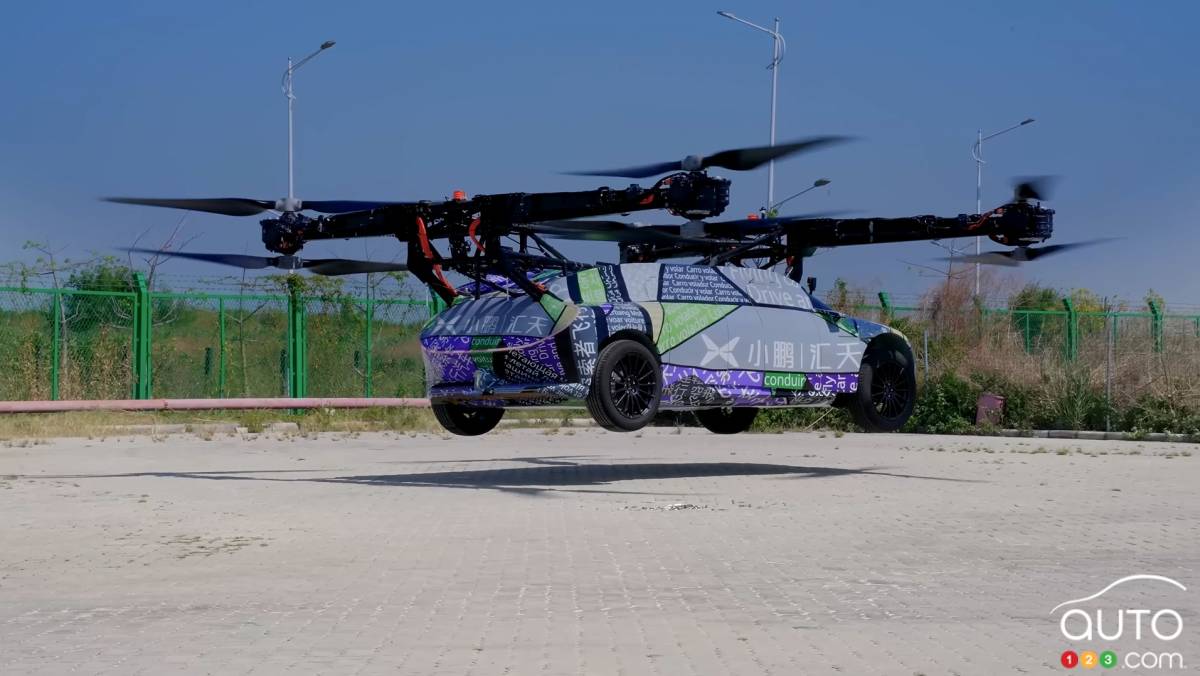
131, 273, 152, 399
50, 290, 61, 400
286, 283, 307, 398
364, 298, 374, 397
217, 297, 227, 398
1062, 297, 1078, 362
428, 288, 446, 317
1148, 299, 1163, 353
877, 291, 892, 323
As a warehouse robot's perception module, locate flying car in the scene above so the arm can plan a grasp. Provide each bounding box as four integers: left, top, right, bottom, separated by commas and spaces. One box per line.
421, 262, 914, 435
109, 134, 1088, 436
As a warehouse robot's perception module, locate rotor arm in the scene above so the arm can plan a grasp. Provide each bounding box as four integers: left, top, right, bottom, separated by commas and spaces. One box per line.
621, 203, 1055, 266
307, 203, 435, 242
463, 182, 691, 228
778, 203, 1054, 249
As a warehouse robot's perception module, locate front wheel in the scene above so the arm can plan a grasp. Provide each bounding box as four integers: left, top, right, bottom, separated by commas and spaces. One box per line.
586, 339, 662, 432
694, 407, 759, 434
432, 402, 505, 436
845, 344, 916, 432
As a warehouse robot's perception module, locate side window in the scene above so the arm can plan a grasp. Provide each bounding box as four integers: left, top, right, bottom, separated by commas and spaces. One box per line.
656, 264, 752, 304
719, 266, 813, 310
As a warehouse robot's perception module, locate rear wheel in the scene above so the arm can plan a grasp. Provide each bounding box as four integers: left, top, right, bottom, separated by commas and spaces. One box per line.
694, 407, 759, 434
432, 402, 505, 436
845, 344, 916, 432
586, 339, 662, 432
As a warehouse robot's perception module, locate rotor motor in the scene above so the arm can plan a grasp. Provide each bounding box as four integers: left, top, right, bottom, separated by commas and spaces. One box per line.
660, 172, 731, 220
260, 213, 309, 255
987, 202, 1055, 247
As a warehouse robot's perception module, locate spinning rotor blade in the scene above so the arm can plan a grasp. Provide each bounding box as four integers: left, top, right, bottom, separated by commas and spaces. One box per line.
566, 136, 849, 178
947, 238, 1117, 267
948, 250, 1024, 267
302, 259, 409, 276
125, 248, 276, 268
124, 248, 407, 276
565, 161, 684, 180
106, 197, 276, 217
1011, 176, 1058, 203
106, 197, 412, 216
703, 137, 848, 172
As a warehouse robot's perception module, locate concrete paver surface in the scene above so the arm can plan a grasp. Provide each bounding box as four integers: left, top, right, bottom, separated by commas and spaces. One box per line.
0, 428, 1196, 674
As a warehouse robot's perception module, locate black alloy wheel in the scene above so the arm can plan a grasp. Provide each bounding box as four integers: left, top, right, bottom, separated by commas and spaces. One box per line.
870, 361, 912, 419
586, 339, 662, 432
432, 402, 505, 436
694, 407, 759, 434
845, 344, 916, 432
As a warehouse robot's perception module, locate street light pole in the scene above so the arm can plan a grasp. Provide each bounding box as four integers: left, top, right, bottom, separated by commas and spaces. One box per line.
770, 178, 831, 214
281, 40, 335, 211
718, 11, 785, 209
971, 117, 1035, 296
768, 17, 780, 208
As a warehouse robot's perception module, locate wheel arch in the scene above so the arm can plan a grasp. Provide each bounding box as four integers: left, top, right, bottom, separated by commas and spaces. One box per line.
600, 329, 660, 363
865, 331, 915, 364
834, 331, 915, 409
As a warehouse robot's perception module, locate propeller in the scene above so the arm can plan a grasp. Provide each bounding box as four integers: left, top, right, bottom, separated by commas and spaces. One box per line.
124, 248, 408, 276
1011, 176, 1058, 203
107, 197, 276, 217
105, 197, 411, 217
945, 238, 1119, 267
565, 136, 850, 179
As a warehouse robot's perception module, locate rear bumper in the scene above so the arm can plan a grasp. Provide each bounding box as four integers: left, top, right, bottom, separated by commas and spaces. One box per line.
421, 333, 579, 395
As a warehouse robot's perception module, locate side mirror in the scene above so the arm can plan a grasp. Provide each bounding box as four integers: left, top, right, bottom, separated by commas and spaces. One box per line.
806, 276, 817, 294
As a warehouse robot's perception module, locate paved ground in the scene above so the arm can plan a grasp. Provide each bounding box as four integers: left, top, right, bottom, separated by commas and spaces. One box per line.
0, 428, 1196, 675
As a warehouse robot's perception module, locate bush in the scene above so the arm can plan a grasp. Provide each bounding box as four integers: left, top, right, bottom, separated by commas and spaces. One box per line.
903, 372, 976, 434
1038, 368, 1111, 431
1122, 396, 1200, 435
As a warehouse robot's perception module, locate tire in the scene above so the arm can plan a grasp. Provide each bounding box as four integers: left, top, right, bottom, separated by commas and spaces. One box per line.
586, 339, 662, 432
432, 402, 505, 436
845, 344, 916, 432
694, 407, 759, 434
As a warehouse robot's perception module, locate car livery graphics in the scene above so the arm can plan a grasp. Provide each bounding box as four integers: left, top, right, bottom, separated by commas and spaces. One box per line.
421, 262, 900, 409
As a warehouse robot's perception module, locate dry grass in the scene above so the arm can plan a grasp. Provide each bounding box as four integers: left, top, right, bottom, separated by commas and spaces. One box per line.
880, 272, 1200, 418
0, 406, 597, 442
0, 408, 442, 441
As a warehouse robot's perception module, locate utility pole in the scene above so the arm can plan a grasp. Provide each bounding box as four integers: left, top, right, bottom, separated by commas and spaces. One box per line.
971, 117, 1035, 296
718, 12, 785, 209
281, 41, 335, 212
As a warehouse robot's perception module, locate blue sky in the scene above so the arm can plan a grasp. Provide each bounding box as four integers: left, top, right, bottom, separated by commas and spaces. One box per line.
1, 1, 1196, 304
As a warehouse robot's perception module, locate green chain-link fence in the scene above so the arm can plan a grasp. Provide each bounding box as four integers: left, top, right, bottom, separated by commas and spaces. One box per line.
0, 276, 433, 401
0, 287, 136, 400
2, 277, 1197, 404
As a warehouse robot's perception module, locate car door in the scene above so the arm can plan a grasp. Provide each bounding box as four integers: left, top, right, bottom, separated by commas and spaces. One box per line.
717, 267, 862, 395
